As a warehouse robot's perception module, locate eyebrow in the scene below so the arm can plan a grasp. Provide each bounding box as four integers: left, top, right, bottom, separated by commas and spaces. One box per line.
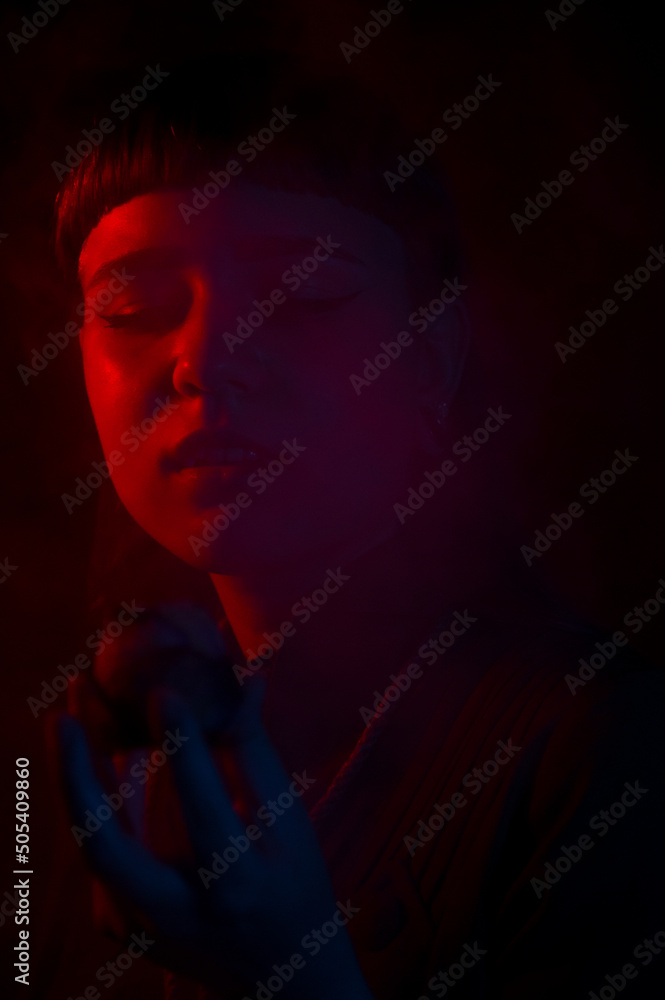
232, 236, 363, 266
80, 247, 186, 293
81, 237, 363, 292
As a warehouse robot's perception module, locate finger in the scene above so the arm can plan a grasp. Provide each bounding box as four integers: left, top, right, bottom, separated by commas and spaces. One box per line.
90, 603, 240, 749
56, 712, 199, 936
48, 699, 137, 836
67, 669, 133, 753
149, 690, 247, 865
215, 676, 320, 854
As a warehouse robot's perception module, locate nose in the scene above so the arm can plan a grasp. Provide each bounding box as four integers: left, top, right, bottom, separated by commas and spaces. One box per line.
172, 276, 267, 400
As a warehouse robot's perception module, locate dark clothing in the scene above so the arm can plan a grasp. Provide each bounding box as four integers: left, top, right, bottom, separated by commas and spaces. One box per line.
34, 609, 665, 999
313, 614, 665, 999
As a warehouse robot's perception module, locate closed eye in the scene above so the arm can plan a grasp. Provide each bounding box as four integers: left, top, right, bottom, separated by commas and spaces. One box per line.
98, 297, 191, 333
281, 290, 362, 313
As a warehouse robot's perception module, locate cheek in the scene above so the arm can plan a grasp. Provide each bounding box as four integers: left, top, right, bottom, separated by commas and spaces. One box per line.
286, 370, 421, 532
275, 293, 418, 413
261, 298, 423, 507
76, 288, 422, 567
80, 338, 174, 525
81, 334, 162, 446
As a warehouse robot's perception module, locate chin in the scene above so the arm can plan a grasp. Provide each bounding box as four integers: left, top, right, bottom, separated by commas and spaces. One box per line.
141, 516, 298, 577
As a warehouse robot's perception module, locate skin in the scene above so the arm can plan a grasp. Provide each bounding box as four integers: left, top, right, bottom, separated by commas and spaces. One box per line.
77, 182, 468, 777
59, 181, 468, 996
77, 184, 456, 585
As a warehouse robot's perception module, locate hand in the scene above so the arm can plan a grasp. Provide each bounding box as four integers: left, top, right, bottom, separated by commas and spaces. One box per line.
66, 602, 243, 753
55, 612, 373, 999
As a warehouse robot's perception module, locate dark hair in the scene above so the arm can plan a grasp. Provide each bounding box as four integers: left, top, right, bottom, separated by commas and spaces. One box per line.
53, 51, 464, 304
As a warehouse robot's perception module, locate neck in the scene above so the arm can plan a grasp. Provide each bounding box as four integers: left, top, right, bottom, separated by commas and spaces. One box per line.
209, 519, 497, 777
210, 522, 445, 674
210, 524, 448, 775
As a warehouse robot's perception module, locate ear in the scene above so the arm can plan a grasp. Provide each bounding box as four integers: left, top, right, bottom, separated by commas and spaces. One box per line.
412, 298, 470, 453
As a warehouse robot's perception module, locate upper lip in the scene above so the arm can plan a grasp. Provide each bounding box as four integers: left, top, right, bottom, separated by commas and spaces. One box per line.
165, 429, 272, 472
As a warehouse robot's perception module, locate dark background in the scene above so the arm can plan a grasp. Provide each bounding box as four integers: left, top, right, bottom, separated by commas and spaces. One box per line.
0, 0, 663, 996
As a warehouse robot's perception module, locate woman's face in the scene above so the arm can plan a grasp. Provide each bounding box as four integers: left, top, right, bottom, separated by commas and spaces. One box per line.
78, 181, 431, 576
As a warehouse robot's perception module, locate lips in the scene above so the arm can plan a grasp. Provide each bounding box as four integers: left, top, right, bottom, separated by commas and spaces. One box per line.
165, 429, 272, 473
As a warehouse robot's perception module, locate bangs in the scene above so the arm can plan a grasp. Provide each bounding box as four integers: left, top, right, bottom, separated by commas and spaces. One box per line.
53, 52, 463, 296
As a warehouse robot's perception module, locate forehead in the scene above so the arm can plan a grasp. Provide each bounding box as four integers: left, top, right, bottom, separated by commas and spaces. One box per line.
78, 183, 407, 289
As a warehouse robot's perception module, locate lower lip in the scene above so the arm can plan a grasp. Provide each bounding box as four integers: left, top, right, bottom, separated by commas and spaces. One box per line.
173, 462, 265, 498
178, 462, 260, 476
